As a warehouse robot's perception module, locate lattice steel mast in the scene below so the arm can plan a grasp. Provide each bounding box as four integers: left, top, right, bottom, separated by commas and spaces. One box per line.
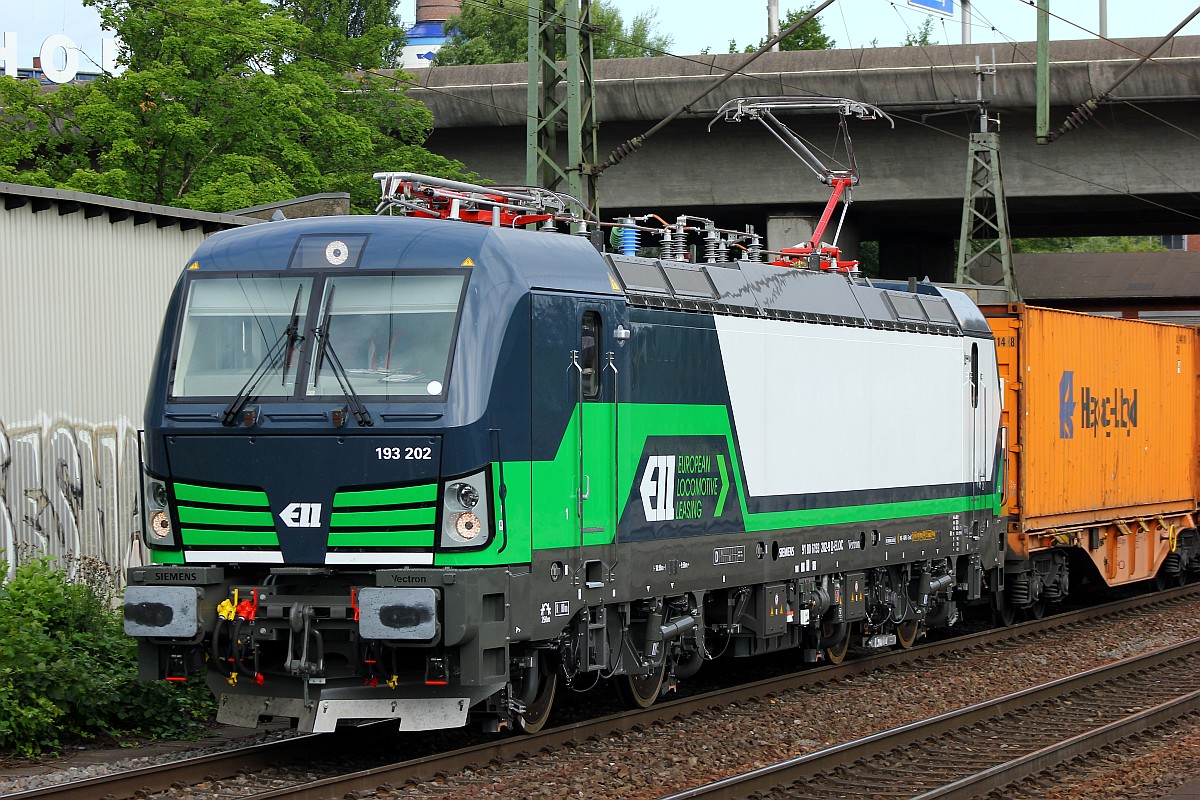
526, 0, 599, 224
954, 57, 1018, 300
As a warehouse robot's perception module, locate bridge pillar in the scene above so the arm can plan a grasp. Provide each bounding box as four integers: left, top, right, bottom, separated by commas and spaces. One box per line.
767, 212, 860, 260
877, 237, 955, 283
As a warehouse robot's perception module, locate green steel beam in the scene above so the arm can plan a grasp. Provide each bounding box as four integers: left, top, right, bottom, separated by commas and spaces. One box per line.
1036, 0, 1050, 145
526, 0, 599, 222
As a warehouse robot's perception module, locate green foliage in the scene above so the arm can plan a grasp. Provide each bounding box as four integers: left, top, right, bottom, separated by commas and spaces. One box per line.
902, 17, 938, 46
856, 240, 880, 278
273, 0, 407, 69
0, 0, 469, 213
720, 5, 835, 53
0, 558, 216, 758
434, 0, 672, 65
1012, 236, 1167, 253
767, 6, 836, 51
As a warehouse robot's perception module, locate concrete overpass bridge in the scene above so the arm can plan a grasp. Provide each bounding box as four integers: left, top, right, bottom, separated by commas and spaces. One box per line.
404, 36, 1200, 280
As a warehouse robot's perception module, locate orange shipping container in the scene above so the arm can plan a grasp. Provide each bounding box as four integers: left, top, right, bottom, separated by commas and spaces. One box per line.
987, 305, 1200, 587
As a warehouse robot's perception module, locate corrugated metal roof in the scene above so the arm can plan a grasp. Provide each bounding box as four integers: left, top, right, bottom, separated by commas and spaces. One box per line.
0, 182, 254, 232
1015, 251, 1200, 301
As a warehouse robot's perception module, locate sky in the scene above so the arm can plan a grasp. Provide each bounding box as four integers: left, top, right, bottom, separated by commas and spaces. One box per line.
409, 0, 1200, 54
1, 0, 1198, 70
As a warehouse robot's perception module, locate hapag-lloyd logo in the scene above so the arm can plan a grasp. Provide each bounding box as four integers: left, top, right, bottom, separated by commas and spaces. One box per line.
1059, 370, 1139, 439
1059, 371, 1077, 438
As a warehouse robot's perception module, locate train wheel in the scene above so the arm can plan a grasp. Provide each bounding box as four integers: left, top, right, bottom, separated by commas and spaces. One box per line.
893, 620, 921, 650
615, 662, 666, 709
1024, 597, 1047, 621
516, 653, 557, 734
822, 623, 851, 665
991, 593, 1016, 627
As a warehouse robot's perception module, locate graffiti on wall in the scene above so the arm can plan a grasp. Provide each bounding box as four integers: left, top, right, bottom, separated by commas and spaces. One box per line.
0, 416, 149, 582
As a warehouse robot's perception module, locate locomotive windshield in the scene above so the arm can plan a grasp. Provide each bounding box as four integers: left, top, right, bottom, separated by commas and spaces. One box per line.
171, 276, 313, 399
307, 274, 463, 398
168, 272, 465, 401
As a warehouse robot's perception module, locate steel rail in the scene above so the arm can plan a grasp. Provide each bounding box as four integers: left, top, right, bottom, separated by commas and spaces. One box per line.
657, 634, 1200, 799
236, 585, 1200, 800
11, 584, 1198, 800
912, 688, 1200, 799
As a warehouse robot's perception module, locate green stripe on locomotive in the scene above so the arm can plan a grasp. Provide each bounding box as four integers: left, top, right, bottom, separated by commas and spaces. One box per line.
439, 400, 1004, 566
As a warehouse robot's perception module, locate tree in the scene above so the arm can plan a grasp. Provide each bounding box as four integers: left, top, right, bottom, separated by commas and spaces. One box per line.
0, 0, 468, 213
771, 6, 836, 51
1013, 236, 1167, 253
434, 0, 672, 66
902, 17, 937, 46
723, 5, 835, 53
273, 0, 407, 69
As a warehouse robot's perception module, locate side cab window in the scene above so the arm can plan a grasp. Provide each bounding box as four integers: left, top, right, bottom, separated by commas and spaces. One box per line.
581, 311, 601, 399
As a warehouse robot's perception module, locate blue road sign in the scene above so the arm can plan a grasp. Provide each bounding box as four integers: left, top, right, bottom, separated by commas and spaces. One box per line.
909, 0, 954, 16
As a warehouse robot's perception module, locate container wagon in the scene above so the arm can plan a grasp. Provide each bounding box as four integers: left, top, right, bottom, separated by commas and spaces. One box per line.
983, 303, 1200, 622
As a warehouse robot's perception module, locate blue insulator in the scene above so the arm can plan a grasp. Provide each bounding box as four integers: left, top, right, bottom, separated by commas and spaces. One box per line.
619, 222, 639, 256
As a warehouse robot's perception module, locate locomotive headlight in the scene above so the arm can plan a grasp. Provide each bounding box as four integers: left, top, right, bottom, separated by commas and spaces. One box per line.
141, 474, 177, 549
455, 482, 479, 509
441, 471, 491, 548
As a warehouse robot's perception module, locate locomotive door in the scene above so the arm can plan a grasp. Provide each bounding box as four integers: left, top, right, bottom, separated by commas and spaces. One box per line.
967, 340, 988, 523
530, 294, 624, 587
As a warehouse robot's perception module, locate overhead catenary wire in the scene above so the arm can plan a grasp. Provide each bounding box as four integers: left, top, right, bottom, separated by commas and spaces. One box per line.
593, 0, 840, 174
1006, 0, 1200, 83
1047, 4, 1200, 140
865, 1, 1200, 223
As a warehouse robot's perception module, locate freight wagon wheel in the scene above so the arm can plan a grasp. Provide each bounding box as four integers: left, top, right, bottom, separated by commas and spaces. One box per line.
822, 623, 851, 665
1152, 565, 1183, 592
516, 653, 558, 734
893, 620, 921, 650
615, 662, 666, 709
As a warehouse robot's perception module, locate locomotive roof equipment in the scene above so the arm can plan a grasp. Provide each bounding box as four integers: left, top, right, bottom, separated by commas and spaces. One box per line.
712, 96, 894, 272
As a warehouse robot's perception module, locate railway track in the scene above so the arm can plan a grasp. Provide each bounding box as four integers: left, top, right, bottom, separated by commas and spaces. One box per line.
661, 636, 1200, 799
10, 584, 1199, 800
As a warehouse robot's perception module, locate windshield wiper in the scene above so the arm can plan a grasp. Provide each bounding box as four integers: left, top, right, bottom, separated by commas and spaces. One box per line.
221, 286, 303, 426
311, 287, 373, 427
280, 287, 304, 388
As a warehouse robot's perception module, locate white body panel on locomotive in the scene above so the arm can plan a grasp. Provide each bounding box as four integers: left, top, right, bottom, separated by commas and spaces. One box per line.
716, 316, 1000, 498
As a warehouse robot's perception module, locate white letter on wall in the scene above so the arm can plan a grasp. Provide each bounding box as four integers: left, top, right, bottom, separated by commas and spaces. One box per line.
40, 34, 79, 84
0, 32, 16, 77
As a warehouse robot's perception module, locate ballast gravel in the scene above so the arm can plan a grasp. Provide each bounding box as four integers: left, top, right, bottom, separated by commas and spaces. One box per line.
4, 599, 1200, 799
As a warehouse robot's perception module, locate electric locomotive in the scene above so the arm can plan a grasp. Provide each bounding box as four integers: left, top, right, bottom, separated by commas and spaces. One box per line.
124, 172, 1005, 734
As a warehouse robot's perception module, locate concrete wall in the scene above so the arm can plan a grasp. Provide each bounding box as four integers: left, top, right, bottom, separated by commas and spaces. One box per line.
0, 185, 249, 580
